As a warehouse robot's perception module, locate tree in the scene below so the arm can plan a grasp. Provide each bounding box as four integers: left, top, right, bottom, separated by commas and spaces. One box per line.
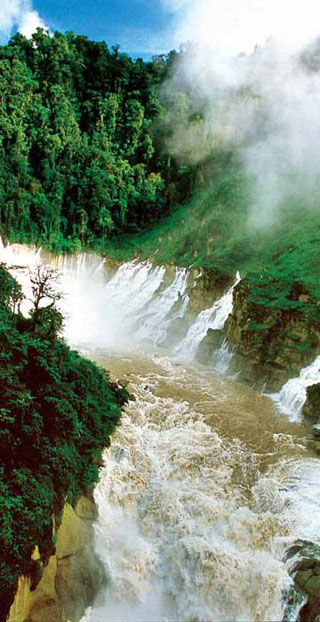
30, 266, 62, 314
0, 31, 189, 248
0, 266, 128, 616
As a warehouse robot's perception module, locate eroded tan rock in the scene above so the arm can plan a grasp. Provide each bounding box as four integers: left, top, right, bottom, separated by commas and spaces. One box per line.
8, 498, 102, 622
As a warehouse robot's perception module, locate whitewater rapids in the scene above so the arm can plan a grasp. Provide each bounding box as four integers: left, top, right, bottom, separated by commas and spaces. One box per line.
1, 241, 320, 621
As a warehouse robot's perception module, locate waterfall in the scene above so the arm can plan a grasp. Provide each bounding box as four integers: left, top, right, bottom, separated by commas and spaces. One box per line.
58, 259, 167, 349
0, 237, 240, 363
0, 238, 247, 364
135, 268, 189, 345
272, 355, 320, 422
3, 238, 320, 622
0, 240, 190, 351
175, 271, 241, 360
59, 260, 189, 350
213, 339, 234, 373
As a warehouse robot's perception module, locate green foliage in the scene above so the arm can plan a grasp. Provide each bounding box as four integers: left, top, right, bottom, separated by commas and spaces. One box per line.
0, 266, 128, 600
98, 149, 320, 318
0, 27, 319, 381
0, 31, 186, 247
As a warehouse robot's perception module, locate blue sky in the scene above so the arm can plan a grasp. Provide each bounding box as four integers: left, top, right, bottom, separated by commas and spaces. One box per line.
2, 1, 320, 60
0, 0, 178, 59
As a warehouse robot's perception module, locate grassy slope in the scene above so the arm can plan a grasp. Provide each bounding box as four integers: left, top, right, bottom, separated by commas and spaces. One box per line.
94, 152, 320, 304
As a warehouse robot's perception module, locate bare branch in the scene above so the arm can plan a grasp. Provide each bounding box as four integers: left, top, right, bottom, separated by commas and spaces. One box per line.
29, 266, 62, 314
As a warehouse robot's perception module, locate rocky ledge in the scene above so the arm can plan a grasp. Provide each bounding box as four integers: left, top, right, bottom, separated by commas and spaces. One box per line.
225, 276, 320, 392
8, 497, 103, 622
303, 384, 320, 423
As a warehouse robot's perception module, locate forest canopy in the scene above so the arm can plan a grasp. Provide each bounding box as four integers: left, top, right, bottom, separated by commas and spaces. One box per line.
0, 30, 191, 251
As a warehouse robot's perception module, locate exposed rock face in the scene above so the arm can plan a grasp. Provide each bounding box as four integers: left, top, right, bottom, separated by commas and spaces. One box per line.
303, 384, 320, 423
8, 498, 103, 622
285, 540, 320, 622
196, 328, 224, 365
225, 279, 320, 391
185, 268, 231, 318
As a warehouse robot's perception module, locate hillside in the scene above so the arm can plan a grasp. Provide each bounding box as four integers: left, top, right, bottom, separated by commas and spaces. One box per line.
0, 29, 320, 386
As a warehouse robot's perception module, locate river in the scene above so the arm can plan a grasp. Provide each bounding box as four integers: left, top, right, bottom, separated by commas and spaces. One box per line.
1, 241, 320, 621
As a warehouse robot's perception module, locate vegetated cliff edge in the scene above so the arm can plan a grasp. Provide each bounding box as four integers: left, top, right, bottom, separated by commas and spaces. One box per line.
225, 274, 320, 391
0, 265, 128, 621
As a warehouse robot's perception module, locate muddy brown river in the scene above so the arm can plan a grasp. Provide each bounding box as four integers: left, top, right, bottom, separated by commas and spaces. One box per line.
1, 242, 320, 622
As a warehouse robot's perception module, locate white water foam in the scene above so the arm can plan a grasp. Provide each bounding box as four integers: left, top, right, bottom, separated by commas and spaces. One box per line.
2, 239, 320, 622
82, 382, 292, 622
272, 355, 320, 422
176, 271, 241, 360
135, 268, 189, 345
80, 359, 320, 622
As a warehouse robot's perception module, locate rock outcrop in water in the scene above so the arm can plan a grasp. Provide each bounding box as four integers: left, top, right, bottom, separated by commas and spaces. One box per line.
286, 540, 320, 622
303, 384, 320, 423
196, 328, 224, 364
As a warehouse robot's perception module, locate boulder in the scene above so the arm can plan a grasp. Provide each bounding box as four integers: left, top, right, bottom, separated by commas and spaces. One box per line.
196, 329, 224, 364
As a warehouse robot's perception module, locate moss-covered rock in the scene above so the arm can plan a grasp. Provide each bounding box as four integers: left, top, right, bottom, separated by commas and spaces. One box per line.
226, 277, 320, 391
196, 328, 224, 364
303, 384, 320, 422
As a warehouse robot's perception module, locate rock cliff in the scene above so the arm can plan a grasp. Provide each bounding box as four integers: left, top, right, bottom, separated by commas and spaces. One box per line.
8, 498, 102, 622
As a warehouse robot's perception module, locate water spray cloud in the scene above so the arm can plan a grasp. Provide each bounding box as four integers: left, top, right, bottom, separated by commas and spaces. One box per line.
163, 0, 320, 227
165, 0, 320, 54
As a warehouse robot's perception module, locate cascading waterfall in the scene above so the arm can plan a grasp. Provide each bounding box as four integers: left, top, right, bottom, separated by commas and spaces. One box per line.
3, 239, 320, 622
175, 271, 241, 361
58, 259, 191, 350
0, 238, 239, 362
272, 355, 320, 422
213, 338, 234, 373
58, 258, 166, 349
135, 268, 189, 345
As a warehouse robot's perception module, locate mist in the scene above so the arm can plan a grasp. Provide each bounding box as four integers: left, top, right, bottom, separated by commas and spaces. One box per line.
162, 0, 320, 228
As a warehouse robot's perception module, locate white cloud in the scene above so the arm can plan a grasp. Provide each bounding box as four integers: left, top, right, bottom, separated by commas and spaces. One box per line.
0, 0, 49, 40
18, 9, 48, 38
0, 0, 22, 35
